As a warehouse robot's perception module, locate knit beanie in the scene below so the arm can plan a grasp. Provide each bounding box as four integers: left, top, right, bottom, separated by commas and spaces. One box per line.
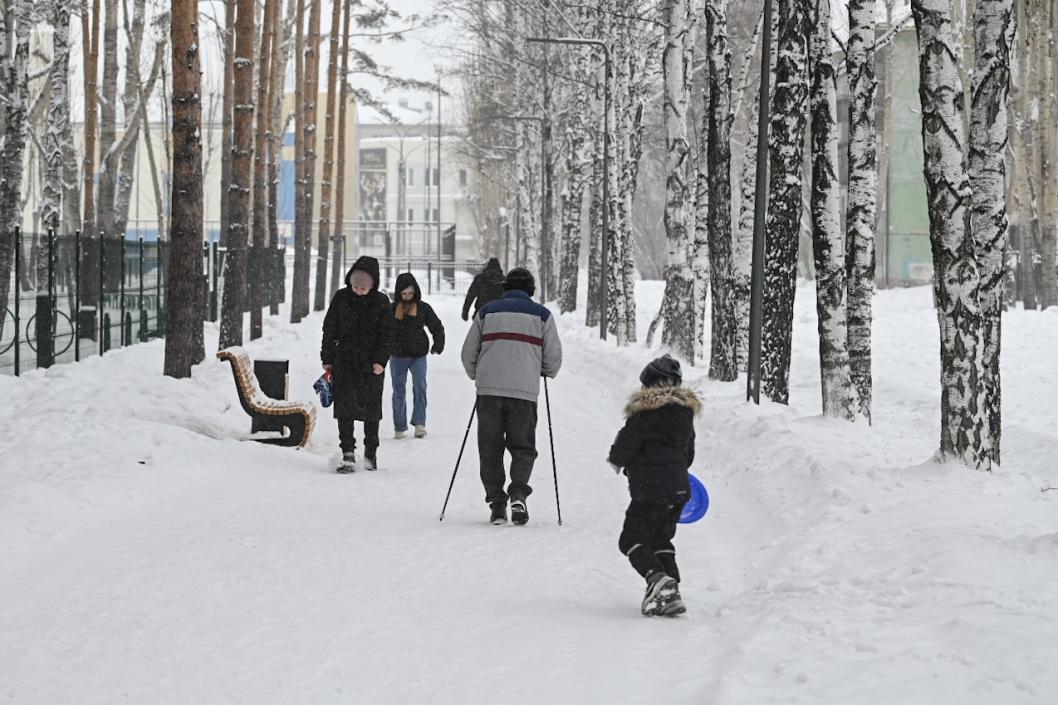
639, 354, 682, 388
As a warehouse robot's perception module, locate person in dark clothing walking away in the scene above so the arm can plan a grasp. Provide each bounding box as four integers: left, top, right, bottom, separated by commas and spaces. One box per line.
390, 272, 445, 439
321, 256, 393, 473
461, 257, 505, 321
461, 268, 562, 525
608, 354, 700, 617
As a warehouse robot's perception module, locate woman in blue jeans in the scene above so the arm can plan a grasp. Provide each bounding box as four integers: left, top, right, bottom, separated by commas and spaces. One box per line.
389, 272, 445, 438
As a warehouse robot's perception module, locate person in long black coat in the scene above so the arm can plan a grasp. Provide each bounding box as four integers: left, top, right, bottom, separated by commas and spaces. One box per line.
390, 272, 445, 439
321, 256, 392, 472
461, 257, 504, 321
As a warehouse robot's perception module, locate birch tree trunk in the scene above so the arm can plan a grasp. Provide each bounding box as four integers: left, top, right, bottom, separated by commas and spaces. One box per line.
330, 0, 352, 297
585, 66, 604, 327
1038, 0, 1058, 308
250, 0, 276, 339
113, 0, 147, 240
270, 0, 297, 316
96, 0, 119, 240
220, 0, 234, 249
290, 0, 307, 323
0, 0, 30, 342
80, 0, 100, 243
42, 0, 71, 239
761, 0, 810, 404
846, 0, 878, 420
164, 0, 206, 377
218, 0, 255, 349
558, 43, 590, 314
809, 0, 858, 419
969, 0, 1015, 463
690, 16, 709, 360
659, 0, 696, 360
911, 0, 988, 468
313, 0, 341, 312
293, 0, 322, 321
706, 0, 738, 380
734, 84, 759, 372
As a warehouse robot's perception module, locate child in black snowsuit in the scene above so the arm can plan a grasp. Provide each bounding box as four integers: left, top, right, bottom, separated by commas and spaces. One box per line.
608, 354, 700, 616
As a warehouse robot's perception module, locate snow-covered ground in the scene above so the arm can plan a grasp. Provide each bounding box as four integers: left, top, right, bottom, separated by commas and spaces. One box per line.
2, 280, 1056, 705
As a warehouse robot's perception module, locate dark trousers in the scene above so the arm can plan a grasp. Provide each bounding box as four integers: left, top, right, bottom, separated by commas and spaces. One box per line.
338, 417, 380, 455
618, 500, 685, 583
476, 395, 538, 505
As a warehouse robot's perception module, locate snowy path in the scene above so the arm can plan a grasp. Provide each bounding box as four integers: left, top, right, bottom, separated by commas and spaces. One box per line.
2, 287, 1056, 704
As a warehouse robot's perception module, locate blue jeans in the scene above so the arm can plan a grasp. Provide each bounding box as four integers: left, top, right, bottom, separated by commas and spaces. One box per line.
390, 356, 428, 432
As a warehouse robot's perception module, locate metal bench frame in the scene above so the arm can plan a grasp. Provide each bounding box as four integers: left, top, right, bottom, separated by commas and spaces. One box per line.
217, 346, 316, 448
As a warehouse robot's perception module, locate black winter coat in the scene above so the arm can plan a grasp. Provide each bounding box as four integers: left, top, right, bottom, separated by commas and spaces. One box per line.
391, 272, 445, 358
321, 256, 393, 420
462, 258, 505, 318
608, 386, 700, 503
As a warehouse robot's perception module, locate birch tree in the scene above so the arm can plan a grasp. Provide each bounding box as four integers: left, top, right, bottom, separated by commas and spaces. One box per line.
705, 0, 738, 380
558, 31, 591, 314
164, 0, 206, 377
910, 0, 987, 467
846, 0, 878, 420
1037, 0, 1058, 308
761, 0, 810, 404
968, 0, 1016, 463
251, 0, 277, 339
809, 0, 857, 419
292, 0, 323, 323
42, 0, 71, 241
659, 0, 696, 360
219, 0, 255, 349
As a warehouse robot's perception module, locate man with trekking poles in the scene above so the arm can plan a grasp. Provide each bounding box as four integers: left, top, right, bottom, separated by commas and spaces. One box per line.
458, 268, 563, 526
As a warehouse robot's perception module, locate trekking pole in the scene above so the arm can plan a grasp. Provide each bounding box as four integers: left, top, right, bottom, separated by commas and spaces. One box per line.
440, 400, 478, 521
544, 377, 562, 525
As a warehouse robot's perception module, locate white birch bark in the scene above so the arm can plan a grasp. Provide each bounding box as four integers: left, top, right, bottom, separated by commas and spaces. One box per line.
911, 0, 988, 468
809, 0, 858, 420
706, 0, 738, 380
585, 55, 604, 327
558, 38, 591, 314
968, 0, 1016, 465
42, 0, 71, 238
659, 0, 696, 360
761, 0, 810, 404
846, 0, 878, 420
1037, 0, 1058, 308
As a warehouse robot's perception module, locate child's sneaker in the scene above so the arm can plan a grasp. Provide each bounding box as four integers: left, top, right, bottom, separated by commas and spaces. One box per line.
337, 452, 357, 474
510, 499, 529, 526
641, 573, 683, 616
414, 425, 427, 438
489, 501, 507, 525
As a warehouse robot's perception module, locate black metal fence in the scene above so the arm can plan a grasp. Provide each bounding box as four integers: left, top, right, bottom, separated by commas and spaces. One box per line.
0, 230, 286, 376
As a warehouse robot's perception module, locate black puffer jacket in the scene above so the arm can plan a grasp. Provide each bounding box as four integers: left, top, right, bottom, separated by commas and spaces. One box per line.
321, 256, 393, 420
608, 385, 700, 503
391, 272, 445, 358
462, 258, 505, 319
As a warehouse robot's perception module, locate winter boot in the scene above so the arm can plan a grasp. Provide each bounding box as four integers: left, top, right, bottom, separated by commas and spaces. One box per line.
362, 450, 378, 471
337, 452, 357, 474
510, 499, 529, 526
414, 425, 427, 438
641, 573, 684, 617
489, 501, 508, 525
394, 430, 406, 439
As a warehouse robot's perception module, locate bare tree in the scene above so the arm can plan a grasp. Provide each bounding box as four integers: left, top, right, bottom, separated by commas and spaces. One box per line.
808, 0, 857, 419
330, 0, 353, 296
251, 0, 277, 339
292, 0, 323, 323
761, 0, 810, 404
314, 0, 343, 312
164, 0, 206, 377
218, 0, 256, 349
969, 0, 1016, 463
846, 0, 878, 420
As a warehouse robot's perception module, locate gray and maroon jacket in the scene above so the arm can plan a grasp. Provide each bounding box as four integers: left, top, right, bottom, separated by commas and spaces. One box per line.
460, 290, 562, 402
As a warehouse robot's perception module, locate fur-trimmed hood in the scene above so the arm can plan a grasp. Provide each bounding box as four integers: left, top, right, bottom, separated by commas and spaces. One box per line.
624, 385, 702, 417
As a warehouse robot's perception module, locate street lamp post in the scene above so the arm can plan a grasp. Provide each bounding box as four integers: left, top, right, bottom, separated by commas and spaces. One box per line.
746, 0, 773, 404
527, 36, 610, 340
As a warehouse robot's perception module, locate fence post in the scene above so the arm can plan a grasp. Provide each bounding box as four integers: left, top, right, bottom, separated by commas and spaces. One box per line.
427, 261, 433, 295
138, 237, 145, 341
99, 232, 105, 355
34, 230, 55, 368
210, 241, 219, 322
75, 230, 81, 361
13, 228, 20, 376
120, 236, 126, 347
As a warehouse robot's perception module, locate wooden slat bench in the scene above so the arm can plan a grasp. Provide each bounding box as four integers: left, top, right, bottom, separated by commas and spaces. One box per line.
217, 346, 316, 448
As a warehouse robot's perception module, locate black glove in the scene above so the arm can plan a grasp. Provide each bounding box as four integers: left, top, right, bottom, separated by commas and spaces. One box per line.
461, 311, 469, 322
431, 344, 444, 355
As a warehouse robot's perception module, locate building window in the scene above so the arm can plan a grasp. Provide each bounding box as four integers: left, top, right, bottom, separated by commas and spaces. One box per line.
433, 168, 440, 186
424, 168, 431, 187
407, 209, 414, 222
432, 208, 439, 223
459, 169, 467, 187
406, 169, 414, 186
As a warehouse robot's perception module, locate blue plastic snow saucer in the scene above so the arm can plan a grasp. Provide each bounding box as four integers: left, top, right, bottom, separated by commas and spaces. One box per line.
313, 372, 334, 408
679, 473, 709, 524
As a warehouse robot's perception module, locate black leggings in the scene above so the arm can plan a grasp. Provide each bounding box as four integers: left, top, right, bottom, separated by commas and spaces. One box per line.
618, 500, 685, 583
338, 417, 380, 454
